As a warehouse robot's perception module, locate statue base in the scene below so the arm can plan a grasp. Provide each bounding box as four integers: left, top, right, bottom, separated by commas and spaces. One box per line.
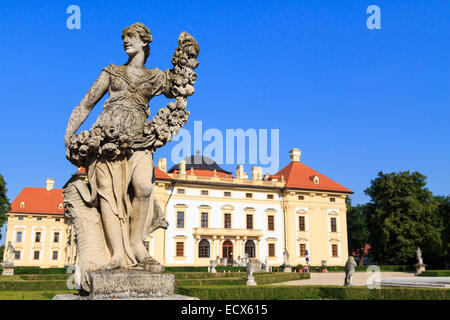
281, 264, 292, 273
87, 269, 175, 299
246, 277, 257, 286
414, 263, 426, 275
1, 263, 14, 276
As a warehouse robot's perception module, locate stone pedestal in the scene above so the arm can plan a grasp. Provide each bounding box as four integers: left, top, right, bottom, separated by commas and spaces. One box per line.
1, 263, 14, 276
88, 269, 174, 299
246, 276, 257, 286
281, 264, 292, 273
414, 263, 426, 275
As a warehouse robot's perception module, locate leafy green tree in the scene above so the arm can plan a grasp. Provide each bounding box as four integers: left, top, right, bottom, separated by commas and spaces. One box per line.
0, 174, 11, 242
434, 195, 450, 265
346, 197, 369, 265
364, 171, 445, 266
0, 245, 4, 262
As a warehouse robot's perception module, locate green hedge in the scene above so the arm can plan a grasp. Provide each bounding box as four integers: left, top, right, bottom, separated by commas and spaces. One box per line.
307, 265, 414, 272
176, 285, 450, 300
419, 270, 450, 277
0, 280, 69, 291
174, 272, 244, 279
13, 267, 68, 275
18, 274, 71, 281
0, 290, 76, 300
165, 266, 246, 273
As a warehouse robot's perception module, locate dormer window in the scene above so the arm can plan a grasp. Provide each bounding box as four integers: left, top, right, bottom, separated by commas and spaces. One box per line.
20, 201, 25, 208
58, 203, 63, 209
310, 175, 319, 184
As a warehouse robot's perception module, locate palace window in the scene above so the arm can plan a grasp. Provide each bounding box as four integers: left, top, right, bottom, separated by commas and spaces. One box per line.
245, 240, 256, 258
267, 194, 274, 200
330, 197, 336, 202
201, 190, 209, 196
224, 191, 231, 197
35, 232, 41, 243
176, 242, 184, 257
53, 232, 60, 243
299, 216, 306, 231
268, 243, 276, 257
246, 214, 253, 229
201, 212, 208, 228
176, 211, 185, 228
245, 193, 253, 199
55, 218, 60, 222
299, 244, 306, 257
298, 195, 304, 200
18, 216, 24, 221
268, 215, 274, 231
37, 217, 42, 222
332, 244, 338, 257
52, 251, 58, 260
198, 239, 210, 258
330, 217, 337, 233
177, 188, 185, 194
224, 214, 231, 229
33, 251, 40, 260
14, 251, 21, 260
16, 231, 23, 242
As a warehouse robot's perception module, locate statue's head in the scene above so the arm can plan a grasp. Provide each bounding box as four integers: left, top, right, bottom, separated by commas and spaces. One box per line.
122, 23, 152, 62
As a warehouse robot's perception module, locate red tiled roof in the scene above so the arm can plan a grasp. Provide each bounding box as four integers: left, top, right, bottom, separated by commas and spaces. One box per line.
155, 167, 172, 180
10, 187, 64, 215
272, 161, 352, 193
170, 169, 232, 178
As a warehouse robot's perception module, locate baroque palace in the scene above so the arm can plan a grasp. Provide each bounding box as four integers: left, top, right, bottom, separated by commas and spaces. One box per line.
4, 148, 352, 268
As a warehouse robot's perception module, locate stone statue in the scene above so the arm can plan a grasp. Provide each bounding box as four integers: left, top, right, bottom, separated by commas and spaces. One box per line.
414, 247, 426, 275
416, 247, 424, 265
281, 248, 291, 272
246, 260, 257, 286
63, 23, 199, 293
344, 256, 357, 286
3, 242, 15, 264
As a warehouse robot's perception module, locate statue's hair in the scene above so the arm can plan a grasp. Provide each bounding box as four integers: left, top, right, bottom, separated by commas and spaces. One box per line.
122, 23, 152, 61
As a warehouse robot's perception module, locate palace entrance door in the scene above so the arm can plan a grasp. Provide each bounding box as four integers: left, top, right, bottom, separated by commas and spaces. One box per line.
222, 240, 233, 265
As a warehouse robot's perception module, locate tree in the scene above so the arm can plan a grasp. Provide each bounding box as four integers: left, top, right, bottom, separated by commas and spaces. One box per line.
364, 171, 445, 266
346, 197, 369, 265
0, 245, 4, 262
434, 195, 450, 266
0, 174, 11, 242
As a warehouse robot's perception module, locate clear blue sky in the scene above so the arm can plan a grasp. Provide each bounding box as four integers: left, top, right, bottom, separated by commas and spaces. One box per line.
1, 1, 449, 243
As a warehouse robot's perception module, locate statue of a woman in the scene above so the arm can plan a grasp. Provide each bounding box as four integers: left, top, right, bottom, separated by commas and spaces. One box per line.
64, 23, 199, 273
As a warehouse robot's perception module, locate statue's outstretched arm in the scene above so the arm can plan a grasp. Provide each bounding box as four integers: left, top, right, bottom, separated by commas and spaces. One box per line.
144, 32, 199, 151
65, 71, 110, 147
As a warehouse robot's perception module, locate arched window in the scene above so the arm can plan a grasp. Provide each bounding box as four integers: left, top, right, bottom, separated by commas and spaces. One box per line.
198, 239, 210, 258
245, 240, 256, 258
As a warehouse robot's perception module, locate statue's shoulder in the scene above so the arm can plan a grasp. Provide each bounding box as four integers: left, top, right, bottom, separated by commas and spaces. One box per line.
103, 64, 121, 74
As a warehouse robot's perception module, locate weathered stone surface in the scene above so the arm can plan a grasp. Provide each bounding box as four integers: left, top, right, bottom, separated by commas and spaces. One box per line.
88, 269, 175, 299
1, 265, 14, 276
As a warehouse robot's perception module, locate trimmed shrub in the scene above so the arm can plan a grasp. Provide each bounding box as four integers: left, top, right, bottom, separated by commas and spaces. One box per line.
175, 285, 450, 300
0, 280, 69, 291
309, 265, 414, 272
13, 267, 68, 275
419, 270, 450, 277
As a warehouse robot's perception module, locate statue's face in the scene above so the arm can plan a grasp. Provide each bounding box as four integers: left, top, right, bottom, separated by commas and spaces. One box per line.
122, 30, 146, 57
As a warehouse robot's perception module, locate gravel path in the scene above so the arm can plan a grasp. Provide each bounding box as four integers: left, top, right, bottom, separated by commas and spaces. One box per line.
272, 272, 416, 287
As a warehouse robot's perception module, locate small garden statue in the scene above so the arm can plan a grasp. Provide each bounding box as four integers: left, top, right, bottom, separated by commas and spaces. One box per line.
414, 247, 426, 275
344, 256, 357, 286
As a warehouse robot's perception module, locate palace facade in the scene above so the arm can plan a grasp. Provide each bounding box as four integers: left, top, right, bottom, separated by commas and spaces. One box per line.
4, 148, 352, 268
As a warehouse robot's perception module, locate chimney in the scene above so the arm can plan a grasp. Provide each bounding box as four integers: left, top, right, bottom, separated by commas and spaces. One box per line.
157, 158, 167, 172
179, 160, 186, 175
236, 165, 248, 179
252, 166, 262, 180
289, 148, 301, 162
46, 178, 54, 191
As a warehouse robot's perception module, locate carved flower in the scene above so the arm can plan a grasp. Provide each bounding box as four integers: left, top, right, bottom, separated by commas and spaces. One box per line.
102, 143, 119, 159
90, 126, 103, 137
87, 136, 102, 151
105, 126, 119, 142
78, 131, 90, 145
78, 144, 89, 157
